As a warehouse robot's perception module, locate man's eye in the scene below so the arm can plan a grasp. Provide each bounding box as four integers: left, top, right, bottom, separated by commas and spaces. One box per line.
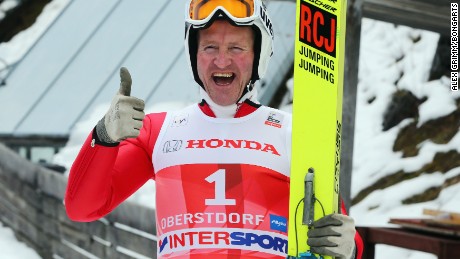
204, 46, 217, 51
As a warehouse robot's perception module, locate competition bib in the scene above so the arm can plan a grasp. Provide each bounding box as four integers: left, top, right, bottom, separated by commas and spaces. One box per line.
152, 105, 292, 258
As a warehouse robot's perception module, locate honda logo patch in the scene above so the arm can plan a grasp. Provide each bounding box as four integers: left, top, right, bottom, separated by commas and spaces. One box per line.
163, 140, 183, 153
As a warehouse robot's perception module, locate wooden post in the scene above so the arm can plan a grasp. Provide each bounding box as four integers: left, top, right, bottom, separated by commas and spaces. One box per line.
340, 0, 363, 212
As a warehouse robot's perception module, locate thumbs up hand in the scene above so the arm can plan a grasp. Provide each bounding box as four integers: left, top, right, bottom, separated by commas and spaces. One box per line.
96, 67, 145, 143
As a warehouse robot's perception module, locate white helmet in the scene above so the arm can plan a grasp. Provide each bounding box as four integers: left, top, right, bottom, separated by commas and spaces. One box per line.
184, 0, 274, 88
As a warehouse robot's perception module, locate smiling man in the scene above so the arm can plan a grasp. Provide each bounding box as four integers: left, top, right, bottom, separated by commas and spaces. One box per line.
64, 0, 362, 258
196, 20, 255, 106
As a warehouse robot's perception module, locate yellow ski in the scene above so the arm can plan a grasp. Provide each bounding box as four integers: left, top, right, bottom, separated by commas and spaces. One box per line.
288, 0, 348, 258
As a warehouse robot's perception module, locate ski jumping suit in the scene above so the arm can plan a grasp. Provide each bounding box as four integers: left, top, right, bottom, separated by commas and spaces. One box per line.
65, 100, 363, 259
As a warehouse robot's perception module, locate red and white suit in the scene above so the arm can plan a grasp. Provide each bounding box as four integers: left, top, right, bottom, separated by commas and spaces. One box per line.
65, 100, 363, 259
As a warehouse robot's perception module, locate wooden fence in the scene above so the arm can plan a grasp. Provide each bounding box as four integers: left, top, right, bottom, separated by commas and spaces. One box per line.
0, 143, 158, 259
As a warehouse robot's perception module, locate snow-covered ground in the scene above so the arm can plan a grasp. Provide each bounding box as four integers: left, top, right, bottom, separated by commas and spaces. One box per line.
351, 19, 460, 221
0, 0, 69, 70
1, 1, 459, 258
349, 20, 460, 259
0, 221, 43, 259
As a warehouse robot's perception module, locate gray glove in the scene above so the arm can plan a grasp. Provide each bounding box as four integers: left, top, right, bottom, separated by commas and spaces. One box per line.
96, 67, 145, 143
307, 213, 356, 259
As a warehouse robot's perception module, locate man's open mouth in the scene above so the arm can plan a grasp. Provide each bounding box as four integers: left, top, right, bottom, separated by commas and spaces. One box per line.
212, 72, 235, 86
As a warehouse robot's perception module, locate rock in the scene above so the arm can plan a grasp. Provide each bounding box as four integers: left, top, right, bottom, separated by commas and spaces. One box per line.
382, 89, 425, 131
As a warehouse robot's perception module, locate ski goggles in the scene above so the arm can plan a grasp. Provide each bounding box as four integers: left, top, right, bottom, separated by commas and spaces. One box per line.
185, 0, 261, 27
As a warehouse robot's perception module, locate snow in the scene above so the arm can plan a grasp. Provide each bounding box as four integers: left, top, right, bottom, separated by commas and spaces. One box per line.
0, 1, 459, 259
0, 0, 19, 21
0, 1, 69, 258
417, 79, 458, 125
0, 0, 69, 71
349, 19, 459, 259
0, 221, 41, 259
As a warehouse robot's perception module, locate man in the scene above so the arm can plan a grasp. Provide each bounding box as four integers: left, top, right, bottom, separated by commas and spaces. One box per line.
65, 0, 363, 258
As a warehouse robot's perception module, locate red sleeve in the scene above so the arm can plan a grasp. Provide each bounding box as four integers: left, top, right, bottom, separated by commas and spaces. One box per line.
341, 201, 363, 259
64, 112, 167, 222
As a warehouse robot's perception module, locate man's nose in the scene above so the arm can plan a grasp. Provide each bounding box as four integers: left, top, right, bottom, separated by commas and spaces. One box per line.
214, 50, 231, 68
